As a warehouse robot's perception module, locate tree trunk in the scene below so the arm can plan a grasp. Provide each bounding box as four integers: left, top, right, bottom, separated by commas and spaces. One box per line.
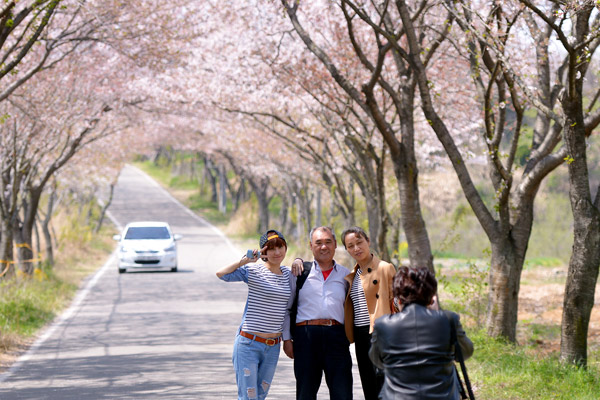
390, 216, 401, 266
85, 195, 94, 227
363, 76, 433, 272
364, 192, 382, 253
561, 204, 600, 366
0, 220, 15, 279
485, 237, 525, 341
279, 192, 289, 234
41, 213, 54, 268
560, 207, 600, 366
298, 188, 312, 239
295, 194, 305, 243
198, 153, 207, 195
255, 189, 270, 234
233, 179, 245, 212
34, 219, 41, 269
218, 164, 227, 214
560, 97, 600, 366
16, 186, 45, 275
376, 149, 390, 261
246, 176, 270, 234
95, 182, 114, 234
189, 156, 198, 182
14, 226, 35, 275
204, 157, 218, 203
391, 152, 434, 271
315, 189, 322, 227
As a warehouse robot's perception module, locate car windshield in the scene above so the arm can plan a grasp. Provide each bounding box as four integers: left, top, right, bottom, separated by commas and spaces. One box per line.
124, 226, 171, 240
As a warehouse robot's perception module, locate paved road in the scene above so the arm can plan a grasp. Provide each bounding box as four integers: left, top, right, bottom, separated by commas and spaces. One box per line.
0, 165, 362, 399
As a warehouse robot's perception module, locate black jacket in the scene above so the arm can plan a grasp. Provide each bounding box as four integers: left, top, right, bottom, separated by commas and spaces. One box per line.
369, 303, 474, 400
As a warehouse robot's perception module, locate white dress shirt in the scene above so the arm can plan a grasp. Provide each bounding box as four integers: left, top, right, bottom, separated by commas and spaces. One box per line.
296, 260, 350, 324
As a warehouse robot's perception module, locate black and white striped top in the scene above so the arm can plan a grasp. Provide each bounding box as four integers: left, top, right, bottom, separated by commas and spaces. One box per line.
350, 268, 371, 327
220, 263, 292, 333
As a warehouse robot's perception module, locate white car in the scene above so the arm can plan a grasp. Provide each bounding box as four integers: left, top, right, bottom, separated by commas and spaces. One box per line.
113, 221, 182, 273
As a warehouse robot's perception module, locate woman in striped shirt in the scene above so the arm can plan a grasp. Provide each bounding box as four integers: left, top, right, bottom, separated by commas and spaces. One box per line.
216, 229, 295, 400
342, 226, 398, 400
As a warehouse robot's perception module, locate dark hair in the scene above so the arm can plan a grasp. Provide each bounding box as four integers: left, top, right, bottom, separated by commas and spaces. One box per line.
261, 234, 287, 262
341, 226, 369, 248
263, 237, 287, 251
393, 266, 437, 306
309, 226, 336, 244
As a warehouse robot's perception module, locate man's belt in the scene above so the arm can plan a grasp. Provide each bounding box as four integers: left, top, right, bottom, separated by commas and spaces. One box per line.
296, 319, 341, 327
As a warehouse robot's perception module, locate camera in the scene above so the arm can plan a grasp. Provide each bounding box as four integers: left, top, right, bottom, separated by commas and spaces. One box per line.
246, 249, 261, 259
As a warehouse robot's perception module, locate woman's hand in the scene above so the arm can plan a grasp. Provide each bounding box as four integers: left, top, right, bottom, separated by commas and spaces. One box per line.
246, 249, 259, 262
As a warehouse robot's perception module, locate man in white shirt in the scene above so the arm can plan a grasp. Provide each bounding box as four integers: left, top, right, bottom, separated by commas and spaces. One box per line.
284, 226, 352, 400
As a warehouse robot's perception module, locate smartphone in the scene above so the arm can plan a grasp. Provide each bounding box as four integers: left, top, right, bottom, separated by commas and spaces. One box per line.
246, 249, 261, 259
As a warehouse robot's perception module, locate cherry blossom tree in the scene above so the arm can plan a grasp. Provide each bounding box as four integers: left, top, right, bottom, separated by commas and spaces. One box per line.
1, 71, 117, 275
412, 0, 600, 359
275, 0, 461, 271
510, 0, 600, 366
0, 0, 62, 102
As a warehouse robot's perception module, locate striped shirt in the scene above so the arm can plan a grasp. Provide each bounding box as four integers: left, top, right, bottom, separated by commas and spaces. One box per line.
350, 268, 371, 327
220, 263, 293, 334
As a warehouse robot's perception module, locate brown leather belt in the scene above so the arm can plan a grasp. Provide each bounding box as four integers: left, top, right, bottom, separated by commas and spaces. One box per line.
239, 331, 282, 346
296, 319, 341, 327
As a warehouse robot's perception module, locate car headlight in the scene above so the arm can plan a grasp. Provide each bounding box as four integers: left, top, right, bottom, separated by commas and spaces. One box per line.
164, 244, 176, 252
120, 246, 130, 253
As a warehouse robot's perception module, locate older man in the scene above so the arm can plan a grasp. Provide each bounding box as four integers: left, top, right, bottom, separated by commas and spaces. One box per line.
284, 226, 353, 400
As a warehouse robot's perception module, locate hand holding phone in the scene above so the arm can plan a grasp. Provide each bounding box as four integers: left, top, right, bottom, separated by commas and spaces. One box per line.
246, 249, 261, 259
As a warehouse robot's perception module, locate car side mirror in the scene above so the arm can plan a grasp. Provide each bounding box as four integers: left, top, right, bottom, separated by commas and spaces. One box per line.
112, 234, 121, 241
173, 234, 183, 241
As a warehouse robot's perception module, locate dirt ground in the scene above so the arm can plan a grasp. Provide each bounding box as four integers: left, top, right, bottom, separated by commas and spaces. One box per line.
0, 335, 34, 373
517, 267, 600, 356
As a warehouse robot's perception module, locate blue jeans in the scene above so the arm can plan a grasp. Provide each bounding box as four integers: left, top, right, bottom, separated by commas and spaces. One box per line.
232, 334, 281, 400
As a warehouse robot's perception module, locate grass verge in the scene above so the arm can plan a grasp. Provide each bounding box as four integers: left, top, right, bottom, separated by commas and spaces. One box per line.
0, 220, 115, 372
469, 330, 600, 399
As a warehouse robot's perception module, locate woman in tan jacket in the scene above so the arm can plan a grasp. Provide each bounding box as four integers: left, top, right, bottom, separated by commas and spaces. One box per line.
342, 226, 397, 400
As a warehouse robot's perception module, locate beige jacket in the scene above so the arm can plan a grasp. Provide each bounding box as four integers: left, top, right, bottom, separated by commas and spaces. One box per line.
344, 255, 397, 343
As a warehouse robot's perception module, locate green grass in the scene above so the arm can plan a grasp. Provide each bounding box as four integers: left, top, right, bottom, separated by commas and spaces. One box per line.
469, 330, 600, 399
432, 250, 472, 259
169, 174, 200, 190
135, 160, 174, 187
134, 160, 197, 190
0, 206, 117, 364
135, 159, 209, 191
524, 256, 564, 269
186, 192, 231, 225
0, 271, 74, 336
525, 323, 561, 344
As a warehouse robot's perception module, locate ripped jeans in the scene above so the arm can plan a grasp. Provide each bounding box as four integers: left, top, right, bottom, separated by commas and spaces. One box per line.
232, 334, 281, 400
